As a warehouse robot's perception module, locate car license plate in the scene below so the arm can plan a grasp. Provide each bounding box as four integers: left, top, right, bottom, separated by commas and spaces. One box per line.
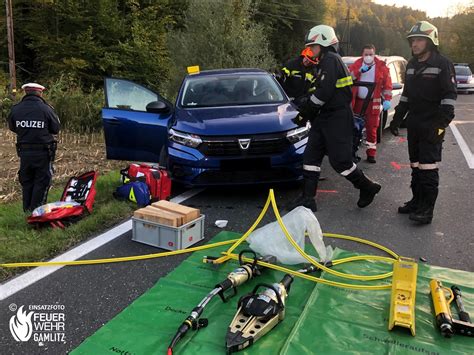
220, 158, 271, 171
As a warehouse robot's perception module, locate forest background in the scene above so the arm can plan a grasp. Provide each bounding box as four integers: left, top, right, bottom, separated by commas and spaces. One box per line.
1, 0, 472, 131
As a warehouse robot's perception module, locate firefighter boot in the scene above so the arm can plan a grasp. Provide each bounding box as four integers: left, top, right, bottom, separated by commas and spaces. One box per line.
285, 173, 318, 212
398, 168, 420, 214
346, 168, 382, 208
409, 170, 439, 224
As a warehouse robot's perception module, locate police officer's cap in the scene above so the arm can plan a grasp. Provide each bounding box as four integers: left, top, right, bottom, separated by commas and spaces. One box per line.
21, 83, 46, 92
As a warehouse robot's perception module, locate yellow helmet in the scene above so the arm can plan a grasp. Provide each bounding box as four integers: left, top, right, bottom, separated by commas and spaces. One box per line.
407, 21, 439, 46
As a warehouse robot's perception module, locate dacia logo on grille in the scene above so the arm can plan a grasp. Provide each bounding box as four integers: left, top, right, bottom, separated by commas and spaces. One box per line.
238, 138, 251, 150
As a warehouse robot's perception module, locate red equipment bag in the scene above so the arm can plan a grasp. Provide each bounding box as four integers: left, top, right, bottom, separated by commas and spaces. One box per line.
27, 171, 99, 229
120, 163, 171, 202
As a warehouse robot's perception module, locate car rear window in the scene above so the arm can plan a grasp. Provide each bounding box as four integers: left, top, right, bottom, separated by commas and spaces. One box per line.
180, 74, 285, 107
455, 66, 472, 76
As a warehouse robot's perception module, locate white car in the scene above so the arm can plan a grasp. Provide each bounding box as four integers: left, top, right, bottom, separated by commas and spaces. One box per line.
343, 56, 408, 142
454, 64, 474, 94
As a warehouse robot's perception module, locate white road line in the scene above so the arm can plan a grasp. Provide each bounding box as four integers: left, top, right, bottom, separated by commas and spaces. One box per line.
0, 188, 205, 301
450, 122, 474, 169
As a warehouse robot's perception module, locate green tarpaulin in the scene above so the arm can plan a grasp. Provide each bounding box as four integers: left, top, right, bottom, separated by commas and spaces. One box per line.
72, 232, 474, 355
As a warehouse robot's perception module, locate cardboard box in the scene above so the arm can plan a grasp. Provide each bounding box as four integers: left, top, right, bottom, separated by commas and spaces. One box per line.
151, 200, 200, 224
133, 206, 183, 227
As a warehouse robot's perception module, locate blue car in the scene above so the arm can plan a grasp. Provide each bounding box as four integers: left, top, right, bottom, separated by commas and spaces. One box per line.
102, 68, 308, 186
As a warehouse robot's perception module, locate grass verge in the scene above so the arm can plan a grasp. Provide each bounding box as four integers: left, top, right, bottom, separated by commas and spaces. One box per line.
0, 170, 135, 282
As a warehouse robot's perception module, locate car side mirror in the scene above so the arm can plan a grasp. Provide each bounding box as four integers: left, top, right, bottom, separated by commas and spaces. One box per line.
392, 83, 403, 90
146, 100, 170, 114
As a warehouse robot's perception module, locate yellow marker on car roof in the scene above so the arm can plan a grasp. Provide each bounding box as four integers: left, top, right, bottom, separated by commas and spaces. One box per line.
187, 65, 200, 75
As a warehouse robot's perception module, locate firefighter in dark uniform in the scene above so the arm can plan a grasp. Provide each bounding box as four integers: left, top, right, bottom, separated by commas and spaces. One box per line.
287, 25, 381, 212
389, 21, 457, 224
277, 47, 318, 103
7, 83, 60, 212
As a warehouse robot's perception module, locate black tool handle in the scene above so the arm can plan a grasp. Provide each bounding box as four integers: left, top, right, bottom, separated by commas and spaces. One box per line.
280, 274, 294, 293
451, 286, 472, 323
238, 249, 257, 269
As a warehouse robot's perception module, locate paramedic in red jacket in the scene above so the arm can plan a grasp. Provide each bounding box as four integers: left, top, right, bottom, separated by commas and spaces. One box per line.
349, 45, 392, 163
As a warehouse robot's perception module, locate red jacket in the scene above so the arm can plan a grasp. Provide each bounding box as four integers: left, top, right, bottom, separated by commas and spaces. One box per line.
349, 56, 392, 113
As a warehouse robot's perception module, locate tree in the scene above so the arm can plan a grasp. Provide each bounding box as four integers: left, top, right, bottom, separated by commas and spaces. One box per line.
253, 0, 326, 64
3, 0, 185, 91
165, 0, 276, 97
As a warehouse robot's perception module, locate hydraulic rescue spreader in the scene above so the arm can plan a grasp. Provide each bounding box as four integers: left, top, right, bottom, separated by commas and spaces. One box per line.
167, 250, 276, 355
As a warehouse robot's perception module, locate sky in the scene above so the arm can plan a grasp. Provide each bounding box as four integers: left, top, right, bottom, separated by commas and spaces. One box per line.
373, 0, 472, 18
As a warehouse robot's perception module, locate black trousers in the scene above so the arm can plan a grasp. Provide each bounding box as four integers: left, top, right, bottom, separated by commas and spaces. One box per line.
303, 107, 354, 174
18, 151, 53, 212
406, 115, 443, 164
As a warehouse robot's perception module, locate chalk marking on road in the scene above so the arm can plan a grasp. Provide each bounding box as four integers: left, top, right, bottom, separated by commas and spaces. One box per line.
317, 190, 338, 194
450, 122, 474, 169
0, 188, 205, 301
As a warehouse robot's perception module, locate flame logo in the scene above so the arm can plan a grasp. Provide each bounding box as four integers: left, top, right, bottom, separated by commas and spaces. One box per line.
9, 306, 34, 342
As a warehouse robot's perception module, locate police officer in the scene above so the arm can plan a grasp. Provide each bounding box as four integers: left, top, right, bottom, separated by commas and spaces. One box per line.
389, 21, 456, 224
287, 25, 381, 212
7, 83, 61, 212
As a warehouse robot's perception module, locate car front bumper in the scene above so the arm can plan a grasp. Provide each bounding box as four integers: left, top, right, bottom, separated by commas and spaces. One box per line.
456, 83, 474, 93
167, 139, 306, 186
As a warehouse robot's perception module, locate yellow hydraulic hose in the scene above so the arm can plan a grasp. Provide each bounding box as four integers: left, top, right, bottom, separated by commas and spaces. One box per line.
226, 254, 391, 291
0, 239, 239, 268
213, 192, 272, 265
271, 191, 394, 281
1, 189, 400, 291
323, 233, 398, 260
215, 189, 397, 285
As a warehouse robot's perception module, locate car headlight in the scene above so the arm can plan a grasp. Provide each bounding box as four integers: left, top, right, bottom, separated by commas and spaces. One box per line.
169, 128, 202, 148
286, 121, 310, 143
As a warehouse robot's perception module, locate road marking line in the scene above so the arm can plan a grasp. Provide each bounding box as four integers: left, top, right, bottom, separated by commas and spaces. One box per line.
0, 188, 205, 301
450, 122, 474, 169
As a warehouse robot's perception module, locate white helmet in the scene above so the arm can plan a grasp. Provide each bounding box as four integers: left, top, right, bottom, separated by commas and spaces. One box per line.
407, 21, 439, 47
305, 25, 339, 50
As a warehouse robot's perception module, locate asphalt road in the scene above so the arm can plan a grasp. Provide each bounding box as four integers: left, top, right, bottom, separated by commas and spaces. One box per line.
1, 94, 473, 354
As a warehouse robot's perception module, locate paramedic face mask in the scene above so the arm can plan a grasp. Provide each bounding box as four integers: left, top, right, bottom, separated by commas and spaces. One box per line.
362, 48, 375, 65
363, 55, 374, 64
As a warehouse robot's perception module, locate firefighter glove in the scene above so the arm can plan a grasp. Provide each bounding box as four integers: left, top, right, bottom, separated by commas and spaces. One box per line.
439, 106, 454, 128
382, 100, 391, 111
360, 64, 370, 73
292, 113, 309, 127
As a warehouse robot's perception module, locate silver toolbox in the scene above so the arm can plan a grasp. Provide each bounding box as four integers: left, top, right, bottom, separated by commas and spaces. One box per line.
132, 215, 205, 250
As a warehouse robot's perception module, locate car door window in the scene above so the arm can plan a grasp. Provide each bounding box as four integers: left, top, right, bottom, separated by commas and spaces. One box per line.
106, 78, 158, 111
388, 63, 400, 85
393, 60, 406, 84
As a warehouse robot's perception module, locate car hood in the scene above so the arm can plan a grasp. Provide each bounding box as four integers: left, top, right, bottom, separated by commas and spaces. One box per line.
172, 103, 299, 135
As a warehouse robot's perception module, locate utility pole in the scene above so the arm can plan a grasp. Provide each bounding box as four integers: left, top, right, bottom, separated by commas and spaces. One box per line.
5, 0, 17, 99
345, 7, 354, 55
339, 7, 354, 56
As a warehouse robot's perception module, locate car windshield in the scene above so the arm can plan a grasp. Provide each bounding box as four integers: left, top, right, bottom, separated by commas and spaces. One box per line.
455, 66, 472, 76
180, 74, 286, 107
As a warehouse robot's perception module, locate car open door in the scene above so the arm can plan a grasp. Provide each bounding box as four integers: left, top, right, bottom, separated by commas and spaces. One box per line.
102, 78, 173, 162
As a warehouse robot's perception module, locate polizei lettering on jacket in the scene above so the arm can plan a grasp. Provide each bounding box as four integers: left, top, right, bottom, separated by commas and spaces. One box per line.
16, 120, 45, 128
